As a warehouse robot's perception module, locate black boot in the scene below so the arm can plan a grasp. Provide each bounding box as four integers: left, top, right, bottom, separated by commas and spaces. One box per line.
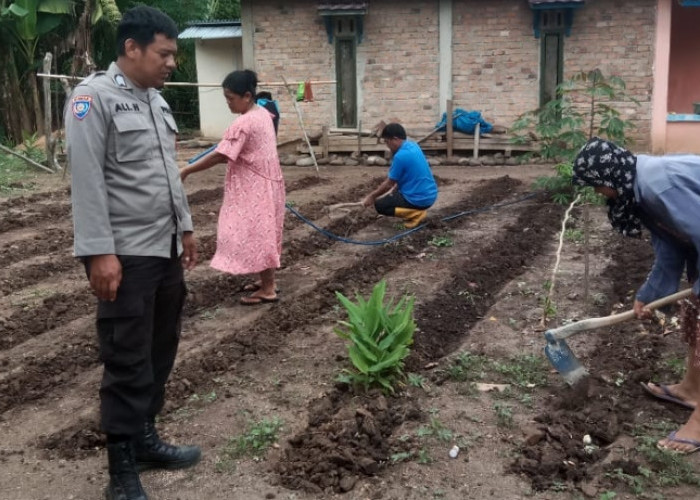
105, 441, 148, 500
134, 421, 201, 471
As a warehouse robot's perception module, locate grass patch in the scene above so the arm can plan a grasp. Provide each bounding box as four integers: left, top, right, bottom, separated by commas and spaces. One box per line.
445, 351, 489, 382
216, 417, 283, 472
491, 354, 548, 388
428, 235, 454, 248
0, 151, 39, 195
661, 357, 685, 379
493, 402, 514, 428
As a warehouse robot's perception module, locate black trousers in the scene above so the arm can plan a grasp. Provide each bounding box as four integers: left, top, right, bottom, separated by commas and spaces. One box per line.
374, 190, 430, 216
88, 251, 186, 436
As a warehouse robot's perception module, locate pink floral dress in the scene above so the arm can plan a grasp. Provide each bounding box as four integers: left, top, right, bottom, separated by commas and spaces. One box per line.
210, 106, 285, 275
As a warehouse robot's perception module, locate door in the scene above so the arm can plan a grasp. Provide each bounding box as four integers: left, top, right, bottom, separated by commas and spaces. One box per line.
336, 37, 357, 128
539, 10, 565, 106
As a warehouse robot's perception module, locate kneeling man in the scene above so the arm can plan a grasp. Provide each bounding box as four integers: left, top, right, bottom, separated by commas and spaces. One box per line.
361, 123, 438, 228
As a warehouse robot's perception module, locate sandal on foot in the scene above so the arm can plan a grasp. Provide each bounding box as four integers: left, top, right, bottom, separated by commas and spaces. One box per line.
242, 282, 281, 293
240, 294, 279, 306
657, 430, 700, 455
640, 382, 695, 410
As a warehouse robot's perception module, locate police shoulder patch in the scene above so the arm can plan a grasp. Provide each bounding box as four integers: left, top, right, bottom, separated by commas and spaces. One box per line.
72, 95, 93, 120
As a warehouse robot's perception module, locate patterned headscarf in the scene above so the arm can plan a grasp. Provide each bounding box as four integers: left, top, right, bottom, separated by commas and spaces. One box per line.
572, 137, 640, 237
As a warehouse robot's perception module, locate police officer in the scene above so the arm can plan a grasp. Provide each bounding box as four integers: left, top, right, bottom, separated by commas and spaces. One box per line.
66, 6, 200, 500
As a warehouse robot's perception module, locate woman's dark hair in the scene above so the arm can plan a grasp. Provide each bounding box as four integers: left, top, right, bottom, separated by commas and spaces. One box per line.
117, 6, 178, 56
381, 123, 407, 140
222, 70, 258, 97
255, 91, 273, 101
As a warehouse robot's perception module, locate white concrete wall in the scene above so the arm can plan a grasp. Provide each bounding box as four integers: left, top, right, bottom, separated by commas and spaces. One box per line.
195, 38, 243, 138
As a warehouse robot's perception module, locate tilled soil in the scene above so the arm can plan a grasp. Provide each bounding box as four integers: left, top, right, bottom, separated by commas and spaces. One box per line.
1, 158, 698, 500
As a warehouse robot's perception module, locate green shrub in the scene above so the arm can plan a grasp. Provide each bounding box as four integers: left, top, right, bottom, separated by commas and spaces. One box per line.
334, 280, 415, 393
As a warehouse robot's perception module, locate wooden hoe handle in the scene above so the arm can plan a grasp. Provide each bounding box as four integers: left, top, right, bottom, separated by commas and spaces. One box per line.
548, 288, 693, 341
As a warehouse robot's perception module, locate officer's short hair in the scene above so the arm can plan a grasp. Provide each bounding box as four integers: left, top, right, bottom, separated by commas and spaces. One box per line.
117, 6, 178, 56
381, 123, 407, 140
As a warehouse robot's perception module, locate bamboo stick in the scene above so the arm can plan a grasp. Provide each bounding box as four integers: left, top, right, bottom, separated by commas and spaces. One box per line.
37, 73, 335, 88
0, 144, 55, 174
281, 75, 319, 175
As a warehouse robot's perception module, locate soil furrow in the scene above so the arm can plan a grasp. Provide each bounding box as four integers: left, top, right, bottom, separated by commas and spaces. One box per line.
510, 232, 667, 491
408, 197, 563, 366
0, 186, 71, 211
0, 257, 81, 297
0, 228, 70, 267
0, 288, 93, 351
0, 176, 352, 284
0, 202, 72, 233
34, 176, 525, 457
275, 189, 563, 493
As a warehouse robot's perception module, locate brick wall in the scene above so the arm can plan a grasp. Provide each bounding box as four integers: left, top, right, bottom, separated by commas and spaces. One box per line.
358, 2, 440, 133
452, 0, 539, 134
565, 0, 656, 149
251, 1, 335, 144
249, 0, 657, 148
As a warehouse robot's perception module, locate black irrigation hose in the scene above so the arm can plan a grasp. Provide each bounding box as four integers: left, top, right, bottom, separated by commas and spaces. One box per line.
285, 191, 540, 246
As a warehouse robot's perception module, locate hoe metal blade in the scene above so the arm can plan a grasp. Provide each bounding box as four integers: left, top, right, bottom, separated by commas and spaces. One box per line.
543, 331, 589, 386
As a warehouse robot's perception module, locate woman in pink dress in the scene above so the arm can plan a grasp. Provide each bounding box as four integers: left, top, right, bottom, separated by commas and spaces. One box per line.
181, 70, 285, 305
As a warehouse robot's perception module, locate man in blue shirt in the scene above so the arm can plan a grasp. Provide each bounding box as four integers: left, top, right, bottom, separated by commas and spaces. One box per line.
573, 137, 700, 455
361, 123, 438, 228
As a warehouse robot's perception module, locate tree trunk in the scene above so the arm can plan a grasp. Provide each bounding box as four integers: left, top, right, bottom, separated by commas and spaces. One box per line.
5, 51, 32, 143
27, 70, 44, 135
71, 0, 94, 76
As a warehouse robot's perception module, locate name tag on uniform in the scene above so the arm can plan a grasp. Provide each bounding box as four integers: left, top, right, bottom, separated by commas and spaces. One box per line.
72, 95, 93, 120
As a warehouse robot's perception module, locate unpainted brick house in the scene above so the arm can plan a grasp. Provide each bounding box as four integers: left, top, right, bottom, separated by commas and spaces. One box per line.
232, 0, 700, 153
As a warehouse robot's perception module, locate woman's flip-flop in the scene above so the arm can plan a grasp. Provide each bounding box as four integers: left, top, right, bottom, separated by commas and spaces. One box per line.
240, 294, 279, 306
640, 382, 696, 410
657, 430, 700, 455
242, 282, 280, 293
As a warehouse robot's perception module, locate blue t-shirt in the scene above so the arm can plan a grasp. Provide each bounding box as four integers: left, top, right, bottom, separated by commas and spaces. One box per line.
388, 141, 438, 207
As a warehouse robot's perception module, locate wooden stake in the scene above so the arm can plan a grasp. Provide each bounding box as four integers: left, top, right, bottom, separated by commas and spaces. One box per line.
357, 119, 362, 158
446, 99, 454, 162
321, 125, 329, 159
281, 75, 319, 176
42, 53, 60, 171
473, 122, 481, 159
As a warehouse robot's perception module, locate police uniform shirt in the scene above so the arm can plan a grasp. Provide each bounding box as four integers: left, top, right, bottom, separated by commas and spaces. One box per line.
66, 62, 193, 259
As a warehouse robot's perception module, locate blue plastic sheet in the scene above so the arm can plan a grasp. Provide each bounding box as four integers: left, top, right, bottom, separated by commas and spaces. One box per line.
435, 108, 493, 135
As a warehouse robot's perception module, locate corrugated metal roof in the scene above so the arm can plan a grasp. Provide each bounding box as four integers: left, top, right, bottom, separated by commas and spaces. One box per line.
179, 21, 242, 40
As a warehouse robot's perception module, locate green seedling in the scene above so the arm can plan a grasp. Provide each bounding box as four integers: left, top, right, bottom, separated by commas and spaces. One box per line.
634, 433, 700, 488
446, 351, 489, 382
416, 417, 453, 443
428, 235, 454, 247
407, 373, 428, 390
188, 390, 217, 404
493, 402, 514, 428
605, 467, 650, 496
599, 492, 617, 500
564, 228, 584, 243
334, 280, 415, 393
417, 448, 432, 465
391, 451, 412, 463
216, 417, 283, 472
492, 354, 548, 388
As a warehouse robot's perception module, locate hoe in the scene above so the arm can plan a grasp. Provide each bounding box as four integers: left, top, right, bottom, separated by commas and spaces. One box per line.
544, 288, 693, 385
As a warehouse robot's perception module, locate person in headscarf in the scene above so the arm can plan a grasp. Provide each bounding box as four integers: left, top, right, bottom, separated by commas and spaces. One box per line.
573, 137, 700, 454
